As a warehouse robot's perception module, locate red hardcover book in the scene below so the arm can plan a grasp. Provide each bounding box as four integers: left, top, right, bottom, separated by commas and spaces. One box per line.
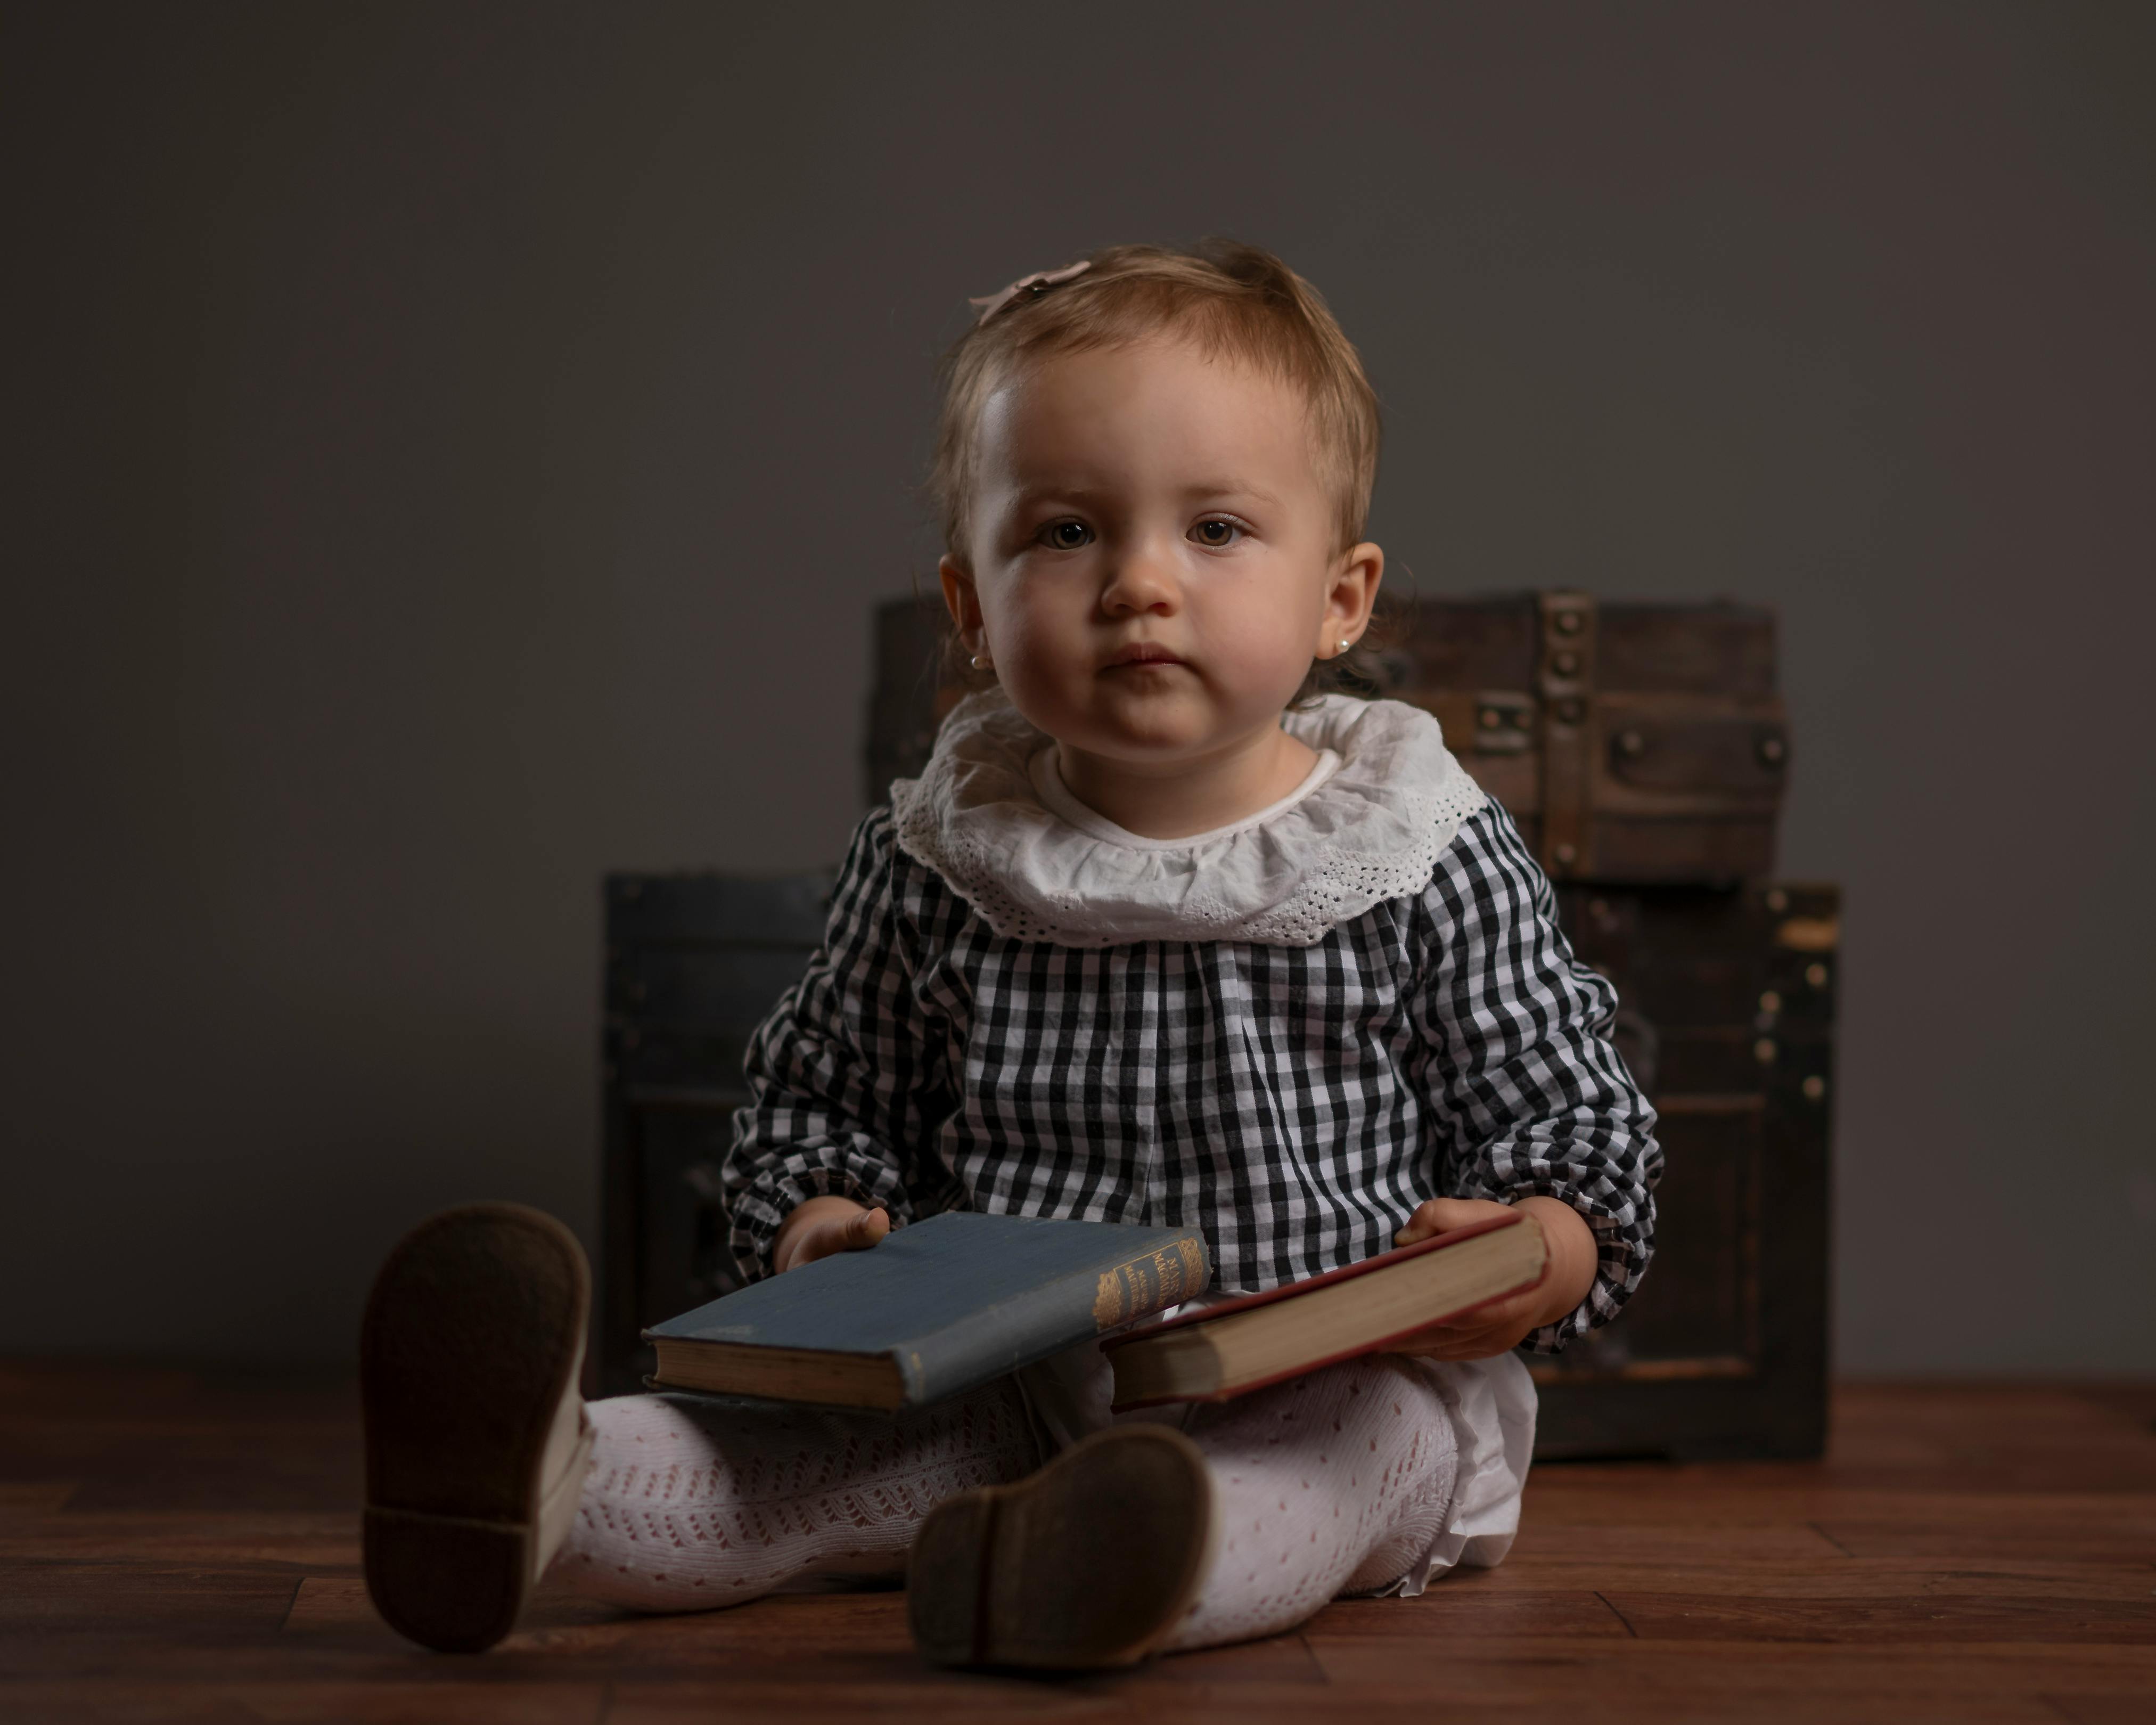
1104, 1212, 1548, 1410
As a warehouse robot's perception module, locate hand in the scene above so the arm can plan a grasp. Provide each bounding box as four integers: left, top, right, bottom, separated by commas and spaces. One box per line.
1385, 1196, 1599, 1361
772, 1196, 890, 1273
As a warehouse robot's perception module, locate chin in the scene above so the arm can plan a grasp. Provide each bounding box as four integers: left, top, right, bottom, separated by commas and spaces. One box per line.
1005, 681, 1174, 749
1074, 713, 1217, 762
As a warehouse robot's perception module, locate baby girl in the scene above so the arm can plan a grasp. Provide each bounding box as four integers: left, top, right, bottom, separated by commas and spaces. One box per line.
359, 240, 1661, 1666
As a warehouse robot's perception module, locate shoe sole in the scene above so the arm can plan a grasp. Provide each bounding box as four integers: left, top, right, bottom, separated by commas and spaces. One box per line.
360, 1202, 589, 1653
907, 1424, 1213, 1670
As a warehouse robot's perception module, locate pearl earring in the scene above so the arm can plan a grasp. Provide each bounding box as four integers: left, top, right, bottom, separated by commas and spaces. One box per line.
1337, 638, 1352, 655
971, 653, 989, 671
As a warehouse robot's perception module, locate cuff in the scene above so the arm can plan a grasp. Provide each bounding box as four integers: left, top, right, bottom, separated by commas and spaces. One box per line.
1462, 1178, 1651, 1356
726, 1151, 916, 1283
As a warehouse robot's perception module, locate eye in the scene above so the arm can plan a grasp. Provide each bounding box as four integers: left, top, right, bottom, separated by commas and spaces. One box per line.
1037, 519, 1094, 551
1190, 518, 1243, 549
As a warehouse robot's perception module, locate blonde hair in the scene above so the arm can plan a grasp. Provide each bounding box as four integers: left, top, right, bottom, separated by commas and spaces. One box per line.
929, 239, 1381, 566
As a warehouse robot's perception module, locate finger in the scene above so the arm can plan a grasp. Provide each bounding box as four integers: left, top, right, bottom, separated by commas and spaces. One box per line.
1393, 1203, 1441, 1246
1393, 1196, 1505, 1246
844, 1207, 891, 1250
1392, 1316, 1509, 1356
789, 1212, 871, 1270
1398, 1331, 1528, 1362
787, 1225, 842, 1270
1395, 1307, 1537, 1358
1395, 1200, 1456, 1245
1388, 1290, 1540, 1351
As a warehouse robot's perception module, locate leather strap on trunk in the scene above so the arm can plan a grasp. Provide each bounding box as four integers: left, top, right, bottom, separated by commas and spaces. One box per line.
1536, 592, 1596, 879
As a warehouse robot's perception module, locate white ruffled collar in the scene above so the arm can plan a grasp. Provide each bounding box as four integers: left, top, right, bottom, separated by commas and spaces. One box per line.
890, 693, 1487, 949
1026, 742, 1343, 851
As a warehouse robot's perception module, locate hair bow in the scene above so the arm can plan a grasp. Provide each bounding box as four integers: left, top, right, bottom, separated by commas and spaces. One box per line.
967, 259, 1092, 325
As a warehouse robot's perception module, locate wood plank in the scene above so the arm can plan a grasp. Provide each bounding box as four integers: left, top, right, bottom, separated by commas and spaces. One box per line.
1597, 1589, 2156, 1642
0, 1481, 73, 1524
1811, 1520, 2156, 1564
0, 1562, 302, 1678
0, 1510, 358, 1569
1288, 1582, 1631, 1640
5, 1367, 2156, 1723
1301, 1635, 2156, 1704
2042, 1697, 2156, 1725
1504, 1516, 1848, 1563
602, 1682, 1137, 1723
1820, 1384, 2156, 1490
1524, 1477, 2156, 1530
1469, 1558, 2156, 1601
0, 1679, 609, 1724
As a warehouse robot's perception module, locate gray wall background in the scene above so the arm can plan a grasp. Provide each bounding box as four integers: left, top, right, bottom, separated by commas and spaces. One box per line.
5, 3, 2151, 1374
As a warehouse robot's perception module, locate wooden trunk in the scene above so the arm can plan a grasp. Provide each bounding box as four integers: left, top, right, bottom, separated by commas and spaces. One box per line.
598, 868, 1838, 1458
613, 590, 1828, 1445
598, 871, 831, 1393
866, 591, 1791, 885
864, 597, 952, 810
1532, 880, 1838, 1459
1368, 592, 1790, 885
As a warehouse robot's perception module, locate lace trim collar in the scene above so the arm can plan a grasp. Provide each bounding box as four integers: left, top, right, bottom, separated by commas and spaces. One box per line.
889, 693, 1487, 949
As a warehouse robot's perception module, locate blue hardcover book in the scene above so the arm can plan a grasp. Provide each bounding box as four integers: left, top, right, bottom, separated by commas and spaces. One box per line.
643, 1212, 1211, 1410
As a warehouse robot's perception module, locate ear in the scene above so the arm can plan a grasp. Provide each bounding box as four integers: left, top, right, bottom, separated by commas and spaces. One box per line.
939, 556, 986, 655
1316, 541, 1384, 658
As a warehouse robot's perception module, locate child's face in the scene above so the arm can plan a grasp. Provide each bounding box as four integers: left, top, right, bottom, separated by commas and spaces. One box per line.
942, 337, 1379, 775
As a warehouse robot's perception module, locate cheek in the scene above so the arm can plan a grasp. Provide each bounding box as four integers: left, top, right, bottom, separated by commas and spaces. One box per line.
983, 577, 1087, 667
1194, 569, 1324, 660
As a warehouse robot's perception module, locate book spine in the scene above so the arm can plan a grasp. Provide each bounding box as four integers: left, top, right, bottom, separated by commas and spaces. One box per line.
900, 1233, 1211, 1405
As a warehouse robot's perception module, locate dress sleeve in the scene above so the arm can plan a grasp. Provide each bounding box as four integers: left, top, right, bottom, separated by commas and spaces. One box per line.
1411, 800, 1663, 1352
723, 809, 953, 1282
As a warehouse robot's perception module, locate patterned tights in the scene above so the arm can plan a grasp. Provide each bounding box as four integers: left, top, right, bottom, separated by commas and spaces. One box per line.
551, 1355, 1458, 1650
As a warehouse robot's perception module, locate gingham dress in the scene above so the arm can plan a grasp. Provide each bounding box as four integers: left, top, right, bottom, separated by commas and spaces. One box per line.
723, 790, 1660, 1354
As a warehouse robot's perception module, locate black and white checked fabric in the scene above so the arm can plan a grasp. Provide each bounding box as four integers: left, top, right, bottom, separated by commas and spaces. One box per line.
724, 799, 1660, 1352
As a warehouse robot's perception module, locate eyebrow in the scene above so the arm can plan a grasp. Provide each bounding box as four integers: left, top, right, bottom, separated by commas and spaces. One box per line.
1180, 480, 1281, 506
1004, 479, 1283, 508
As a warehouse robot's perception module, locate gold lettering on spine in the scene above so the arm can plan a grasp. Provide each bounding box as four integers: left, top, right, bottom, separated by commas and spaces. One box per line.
1093, 1269, 1128, 1328
1094, 1239, 1205, 1330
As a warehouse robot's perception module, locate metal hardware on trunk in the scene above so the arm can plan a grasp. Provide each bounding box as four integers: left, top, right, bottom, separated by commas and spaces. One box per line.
1536, 592, 1597, 879
1473, 692, 1535, 755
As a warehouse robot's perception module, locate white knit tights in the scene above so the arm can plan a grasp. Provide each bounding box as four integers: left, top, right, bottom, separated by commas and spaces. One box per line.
550, 1382, 1039, 1609
550, 1356, 1457, 1649
1164, 1354, 1460, 1650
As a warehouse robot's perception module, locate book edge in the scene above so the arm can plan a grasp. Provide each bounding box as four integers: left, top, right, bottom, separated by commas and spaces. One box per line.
898, 1230, 1209, 1402
641, 1214, 1205, 1348
647, 1337, 911, 1409
643, 1220, 1212, 1408
1100, 1211, 1529, 1352
1105, 1252, 1548, 1412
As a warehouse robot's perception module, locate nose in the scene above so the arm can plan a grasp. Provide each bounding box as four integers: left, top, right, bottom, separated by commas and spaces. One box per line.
1099, 536, 1182, 618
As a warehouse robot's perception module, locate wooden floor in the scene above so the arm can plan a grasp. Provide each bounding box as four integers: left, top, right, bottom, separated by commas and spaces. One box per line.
2, 1365, 2152, 1722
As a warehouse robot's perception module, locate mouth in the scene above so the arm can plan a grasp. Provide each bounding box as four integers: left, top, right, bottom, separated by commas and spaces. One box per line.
1104, 643, 1186, 669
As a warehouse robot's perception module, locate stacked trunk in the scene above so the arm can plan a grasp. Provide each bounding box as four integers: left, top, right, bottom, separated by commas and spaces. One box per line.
597, 871, 832, 1393
863, 590, 1835, 1459
1361, 593, 1832, 1458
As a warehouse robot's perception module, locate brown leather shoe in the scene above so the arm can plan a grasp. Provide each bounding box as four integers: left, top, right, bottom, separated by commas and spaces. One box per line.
907, 1424, 1215, 1669
360, 1203, 594, 1653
